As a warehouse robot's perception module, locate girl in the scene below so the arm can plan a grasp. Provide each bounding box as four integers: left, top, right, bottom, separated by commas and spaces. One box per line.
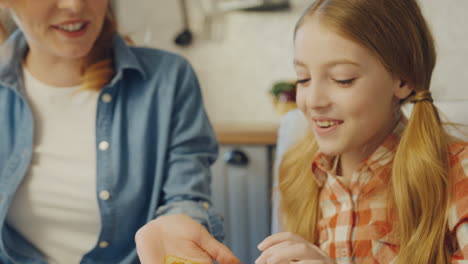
0, 0, 239, 264
257, 0, 467, 263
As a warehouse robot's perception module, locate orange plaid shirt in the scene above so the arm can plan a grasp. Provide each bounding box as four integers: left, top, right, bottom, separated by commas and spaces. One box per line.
311, 121, 468, 264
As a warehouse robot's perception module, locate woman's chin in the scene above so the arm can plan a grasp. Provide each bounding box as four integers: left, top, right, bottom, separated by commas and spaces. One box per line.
52, 45, 93, 61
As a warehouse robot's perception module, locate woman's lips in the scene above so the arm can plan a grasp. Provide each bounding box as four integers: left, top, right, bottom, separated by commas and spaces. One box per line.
52, 21, 90, 39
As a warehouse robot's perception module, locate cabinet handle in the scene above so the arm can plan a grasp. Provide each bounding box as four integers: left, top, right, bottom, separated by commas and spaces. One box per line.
224, 149, 249, 166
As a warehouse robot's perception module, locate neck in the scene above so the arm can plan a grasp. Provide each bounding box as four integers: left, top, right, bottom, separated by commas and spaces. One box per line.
339, 149, 369, 179
339, 116, 400, 178
24, 46, 85, 87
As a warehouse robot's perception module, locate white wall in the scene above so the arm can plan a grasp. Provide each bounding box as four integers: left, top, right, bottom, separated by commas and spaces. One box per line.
115, 0, 468, 126
419, 1, 468, 102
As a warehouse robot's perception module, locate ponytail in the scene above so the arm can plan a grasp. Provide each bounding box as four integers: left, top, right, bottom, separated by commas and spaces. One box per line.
393, 90, 452, 264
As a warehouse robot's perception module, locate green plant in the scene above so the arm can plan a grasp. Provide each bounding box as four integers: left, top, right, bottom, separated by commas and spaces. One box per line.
270, 81, 296, 102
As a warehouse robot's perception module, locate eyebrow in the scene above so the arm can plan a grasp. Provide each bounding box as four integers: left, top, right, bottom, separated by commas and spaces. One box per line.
293, 59, 361, 68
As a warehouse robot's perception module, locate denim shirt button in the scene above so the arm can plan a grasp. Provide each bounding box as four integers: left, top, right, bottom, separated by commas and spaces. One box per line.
202, 201, 210, 210
99, 141, 110, 151
99, 241, 109, 248
99, 190, 111, 200
102, 93, 112, 103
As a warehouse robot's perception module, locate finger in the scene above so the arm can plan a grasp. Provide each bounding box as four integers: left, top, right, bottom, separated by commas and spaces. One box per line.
256, 241, 295, 264
258, 232, 309, 251
294, 261, 328, 264
256, 241, 324, 264
197, 227, 241, 264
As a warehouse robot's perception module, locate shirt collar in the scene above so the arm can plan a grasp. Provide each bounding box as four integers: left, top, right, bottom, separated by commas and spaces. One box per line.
311, 118, 406, 187
0, 30, 146, 91
111, 34, 147, 84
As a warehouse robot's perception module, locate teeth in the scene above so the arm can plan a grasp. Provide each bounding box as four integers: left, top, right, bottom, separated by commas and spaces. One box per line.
316, 120, 339, 128
58, 23, 84, 32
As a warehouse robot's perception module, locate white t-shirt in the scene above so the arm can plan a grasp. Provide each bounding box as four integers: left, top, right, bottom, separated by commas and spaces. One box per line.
6, 67, 101, 263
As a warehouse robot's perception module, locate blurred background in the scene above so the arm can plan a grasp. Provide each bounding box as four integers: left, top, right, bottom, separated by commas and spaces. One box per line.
114, 0, 468, 127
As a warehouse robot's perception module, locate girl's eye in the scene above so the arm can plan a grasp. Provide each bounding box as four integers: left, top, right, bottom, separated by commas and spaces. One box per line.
296, 78, 311, 84
334, 78, 355, 86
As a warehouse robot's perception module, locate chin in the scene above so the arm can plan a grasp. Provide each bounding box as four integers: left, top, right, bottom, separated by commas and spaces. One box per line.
313, 132, 346, 156
53, 43, 94, 60
317, 143, 343, 156
60, 49, 92, 60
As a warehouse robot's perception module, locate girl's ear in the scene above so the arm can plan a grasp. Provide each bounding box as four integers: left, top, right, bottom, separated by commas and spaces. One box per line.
394, 79, 414, 100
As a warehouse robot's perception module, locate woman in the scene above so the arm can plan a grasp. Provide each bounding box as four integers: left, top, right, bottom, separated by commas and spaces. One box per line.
0, 0, 239, 263
256, 0, 467, 263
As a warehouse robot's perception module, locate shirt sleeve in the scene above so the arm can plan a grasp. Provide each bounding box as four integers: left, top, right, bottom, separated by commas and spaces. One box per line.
155, 200, 225, 242
155, 57, 224, 242
449, 144, 468, 263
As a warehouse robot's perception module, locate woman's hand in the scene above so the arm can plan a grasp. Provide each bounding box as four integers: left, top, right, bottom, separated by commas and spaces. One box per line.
255, 232, 334, 264
135, 214, 241, 264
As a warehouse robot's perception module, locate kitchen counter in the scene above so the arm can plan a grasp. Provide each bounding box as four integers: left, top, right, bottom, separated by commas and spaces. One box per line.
214, 124, 278, 145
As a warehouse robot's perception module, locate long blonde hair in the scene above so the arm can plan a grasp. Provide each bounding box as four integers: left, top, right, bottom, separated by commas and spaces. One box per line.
279, 0, 453, 263
0, 6, 116, 91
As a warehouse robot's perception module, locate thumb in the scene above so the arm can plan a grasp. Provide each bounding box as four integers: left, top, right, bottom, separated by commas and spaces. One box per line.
197, 228, 241, 264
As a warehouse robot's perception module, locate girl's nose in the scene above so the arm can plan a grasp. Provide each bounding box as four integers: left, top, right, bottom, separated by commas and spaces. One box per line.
303, 81, 332, 111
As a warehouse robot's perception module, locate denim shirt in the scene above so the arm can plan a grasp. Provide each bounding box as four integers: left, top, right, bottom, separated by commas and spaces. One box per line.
0, 31, 222, 264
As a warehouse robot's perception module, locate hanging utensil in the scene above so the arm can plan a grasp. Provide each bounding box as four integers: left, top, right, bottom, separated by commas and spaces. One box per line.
174, 0, 193, 47
242, 0, 290, 11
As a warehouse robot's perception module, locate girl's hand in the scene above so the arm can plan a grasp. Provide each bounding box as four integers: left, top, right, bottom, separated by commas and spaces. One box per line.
256, 232, 334, 264
135, 214, 241, 264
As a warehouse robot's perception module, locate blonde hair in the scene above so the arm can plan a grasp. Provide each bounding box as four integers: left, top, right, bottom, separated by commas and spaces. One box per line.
279, 0, 454, 263
81, 10, 116, 91
0, 6, 116, 91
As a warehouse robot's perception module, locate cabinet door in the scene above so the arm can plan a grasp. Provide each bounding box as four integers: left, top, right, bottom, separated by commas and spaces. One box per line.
211, 145, 273, 264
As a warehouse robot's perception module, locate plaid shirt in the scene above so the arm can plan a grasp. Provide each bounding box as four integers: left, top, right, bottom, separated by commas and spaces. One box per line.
312, 121, 468, 264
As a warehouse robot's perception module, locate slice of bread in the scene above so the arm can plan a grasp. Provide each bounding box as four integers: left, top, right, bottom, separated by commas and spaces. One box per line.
164, 255, 205, 264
